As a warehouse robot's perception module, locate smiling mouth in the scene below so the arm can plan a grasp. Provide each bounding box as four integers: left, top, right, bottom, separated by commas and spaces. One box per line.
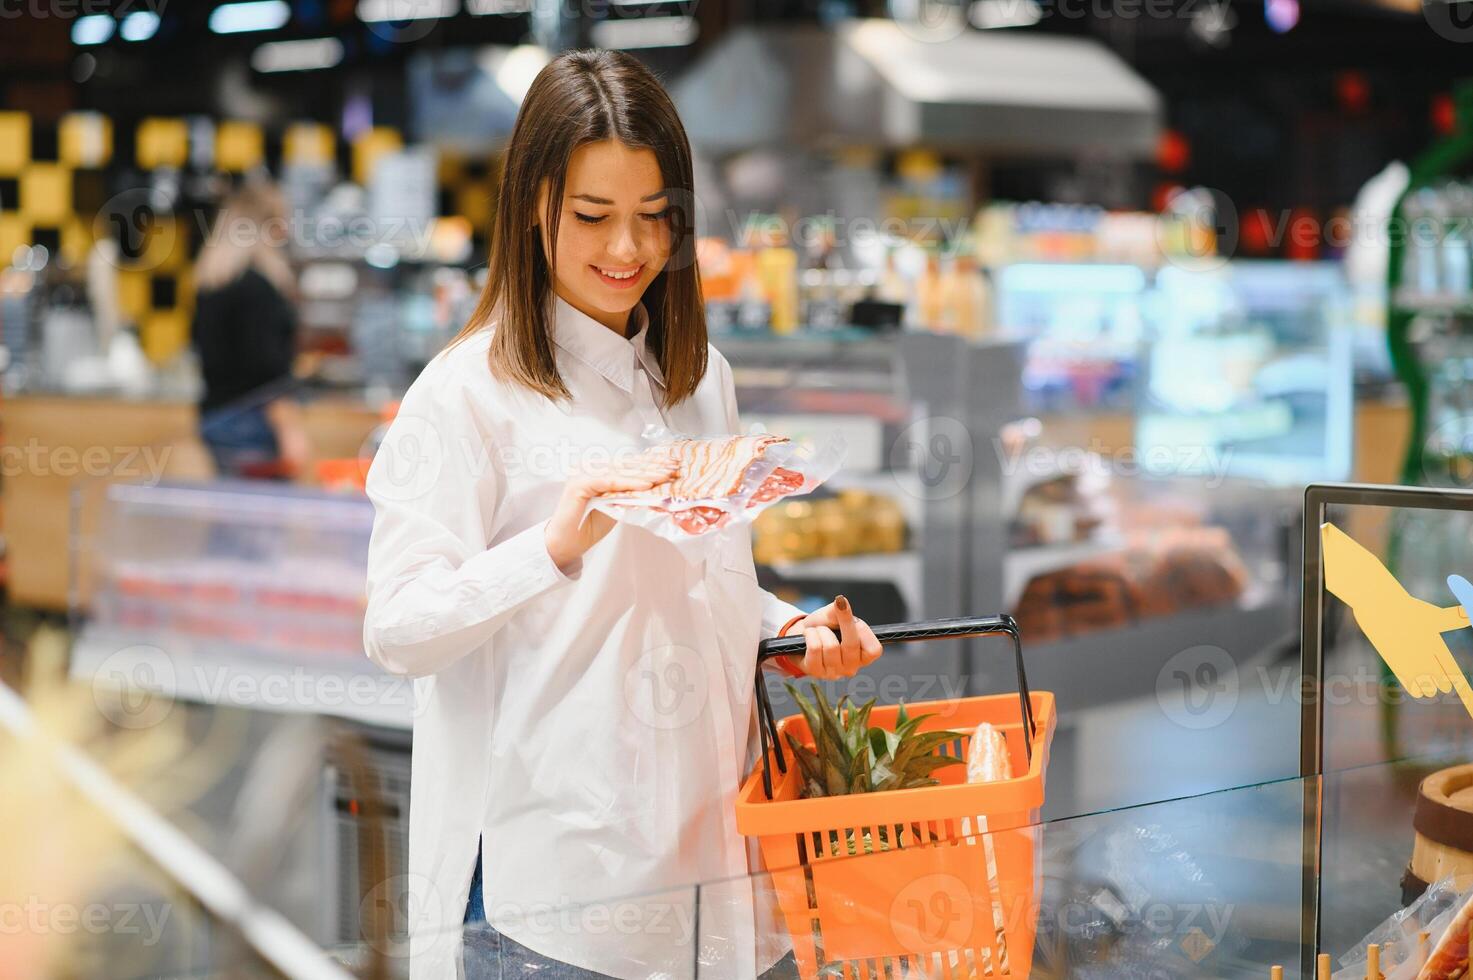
593, 264, 643, 285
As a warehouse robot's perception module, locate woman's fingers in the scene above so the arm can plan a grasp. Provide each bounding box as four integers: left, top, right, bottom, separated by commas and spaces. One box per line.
856, 618, 882, 664
582, 463, 678, 495
833, 595, 863, 667
802, 626, 842, 679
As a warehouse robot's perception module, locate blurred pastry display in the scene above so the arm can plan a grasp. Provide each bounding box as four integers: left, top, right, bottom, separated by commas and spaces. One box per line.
1013, 473, 1109, 548
752, 487, 909, 564
1014, 526, 1250, 643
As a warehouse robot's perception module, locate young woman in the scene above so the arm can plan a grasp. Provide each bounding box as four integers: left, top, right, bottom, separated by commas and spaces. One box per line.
363, 50, 884, 980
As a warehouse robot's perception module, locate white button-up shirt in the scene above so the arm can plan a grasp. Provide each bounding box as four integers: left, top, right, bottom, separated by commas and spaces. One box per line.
363, 296, 806, 979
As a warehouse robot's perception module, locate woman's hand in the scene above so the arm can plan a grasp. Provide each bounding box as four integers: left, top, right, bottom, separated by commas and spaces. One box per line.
786, 595, 883, 680
264, 397, 313, 479
544, 449, 679, 574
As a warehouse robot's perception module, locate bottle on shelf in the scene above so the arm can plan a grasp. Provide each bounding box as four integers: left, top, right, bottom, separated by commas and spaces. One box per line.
755, 219, 800, 335
940, 251, 991, 339
913, 250, 944, 332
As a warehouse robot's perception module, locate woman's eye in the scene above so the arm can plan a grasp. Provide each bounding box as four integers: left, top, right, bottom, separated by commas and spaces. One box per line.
640, 209, 671, 222
573, 212, 606, 225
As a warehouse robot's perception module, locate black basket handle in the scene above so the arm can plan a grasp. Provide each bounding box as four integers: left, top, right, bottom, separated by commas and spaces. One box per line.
754, 614, 1035, 800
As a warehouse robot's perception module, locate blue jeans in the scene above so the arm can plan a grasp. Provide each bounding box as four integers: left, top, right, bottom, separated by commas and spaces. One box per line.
198, 403, 282, 479
462, 843, 614, 979
461, 843, 799, 979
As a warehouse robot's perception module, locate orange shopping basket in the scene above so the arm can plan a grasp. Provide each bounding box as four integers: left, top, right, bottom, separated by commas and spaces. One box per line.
736, 615, 1056, 980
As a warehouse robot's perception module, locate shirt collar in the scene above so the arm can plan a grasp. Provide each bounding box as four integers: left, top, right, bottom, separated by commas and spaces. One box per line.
550, 295, 666, 393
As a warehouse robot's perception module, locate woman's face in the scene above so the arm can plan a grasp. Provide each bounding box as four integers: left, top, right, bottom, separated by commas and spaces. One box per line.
539, 139, 672, 334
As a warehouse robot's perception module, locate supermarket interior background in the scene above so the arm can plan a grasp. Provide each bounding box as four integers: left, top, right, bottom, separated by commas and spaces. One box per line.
9, 0, 1473, 977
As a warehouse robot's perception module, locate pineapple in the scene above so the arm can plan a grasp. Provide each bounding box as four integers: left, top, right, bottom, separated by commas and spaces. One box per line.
782, 681, 967, 800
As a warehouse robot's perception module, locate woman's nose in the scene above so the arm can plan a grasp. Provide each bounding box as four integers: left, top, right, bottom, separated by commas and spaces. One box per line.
607, 220, 640, 263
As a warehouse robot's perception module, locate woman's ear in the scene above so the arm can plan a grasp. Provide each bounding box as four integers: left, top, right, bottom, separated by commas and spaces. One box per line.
533, 179, 548, 230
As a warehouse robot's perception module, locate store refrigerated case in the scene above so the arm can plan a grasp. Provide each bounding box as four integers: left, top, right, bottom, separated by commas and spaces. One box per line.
994, 261, 1148, 414
994, 258, 1354, 487
1140, 261, 1354, 486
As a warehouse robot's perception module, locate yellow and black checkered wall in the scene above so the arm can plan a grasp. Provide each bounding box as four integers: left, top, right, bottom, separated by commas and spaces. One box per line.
1, 110, 499, 365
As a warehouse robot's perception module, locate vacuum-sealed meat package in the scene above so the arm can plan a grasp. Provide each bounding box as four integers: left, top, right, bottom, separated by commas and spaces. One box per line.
587, 423, 845, 554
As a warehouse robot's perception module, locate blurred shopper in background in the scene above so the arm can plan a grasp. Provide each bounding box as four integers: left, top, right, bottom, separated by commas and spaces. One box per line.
191, 179, 312, 479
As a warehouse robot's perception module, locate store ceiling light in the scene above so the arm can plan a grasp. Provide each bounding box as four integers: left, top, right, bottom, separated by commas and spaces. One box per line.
210, 1, 292, 34
72, 14, 115, 45
253, 37, 344, 72
119, 10, 161, 41
486, 44, 550, 101
467, 0, 532, 13
589, 15, 697, 49
968, 0, 1042, 29
357, 0, 458, 22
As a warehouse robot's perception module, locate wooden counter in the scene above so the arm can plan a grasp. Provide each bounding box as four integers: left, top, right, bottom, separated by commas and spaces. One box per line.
1, 394, 382, 610
0, 392, 1415, 612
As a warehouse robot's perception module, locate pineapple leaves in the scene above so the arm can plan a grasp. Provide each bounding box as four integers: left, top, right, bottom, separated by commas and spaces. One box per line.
782, 682, 965, 800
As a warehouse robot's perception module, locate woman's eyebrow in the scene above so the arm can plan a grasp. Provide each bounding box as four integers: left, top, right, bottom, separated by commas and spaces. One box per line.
570, 191, 669, 204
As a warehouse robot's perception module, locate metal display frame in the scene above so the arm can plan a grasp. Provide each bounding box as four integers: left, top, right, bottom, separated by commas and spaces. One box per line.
1298, 481, 1473, 976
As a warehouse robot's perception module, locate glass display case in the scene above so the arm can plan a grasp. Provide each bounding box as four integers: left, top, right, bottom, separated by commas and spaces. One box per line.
37, 482, 1473, 980
992, 259, 1355, 486
1139, 261, 1354, 486
993, 262, 1149, 414
69, 479, 411, 728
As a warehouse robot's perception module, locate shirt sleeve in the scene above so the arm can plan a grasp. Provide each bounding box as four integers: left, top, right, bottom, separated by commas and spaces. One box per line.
362, 356, 582, 678
713, 347, 809, 639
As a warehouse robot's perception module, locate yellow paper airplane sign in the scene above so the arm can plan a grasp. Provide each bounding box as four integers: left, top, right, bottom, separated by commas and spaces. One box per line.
1321, 522, 1473, 718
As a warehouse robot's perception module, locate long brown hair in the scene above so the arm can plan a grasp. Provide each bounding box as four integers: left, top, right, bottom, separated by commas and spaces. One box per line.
448, 49, 706, 411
